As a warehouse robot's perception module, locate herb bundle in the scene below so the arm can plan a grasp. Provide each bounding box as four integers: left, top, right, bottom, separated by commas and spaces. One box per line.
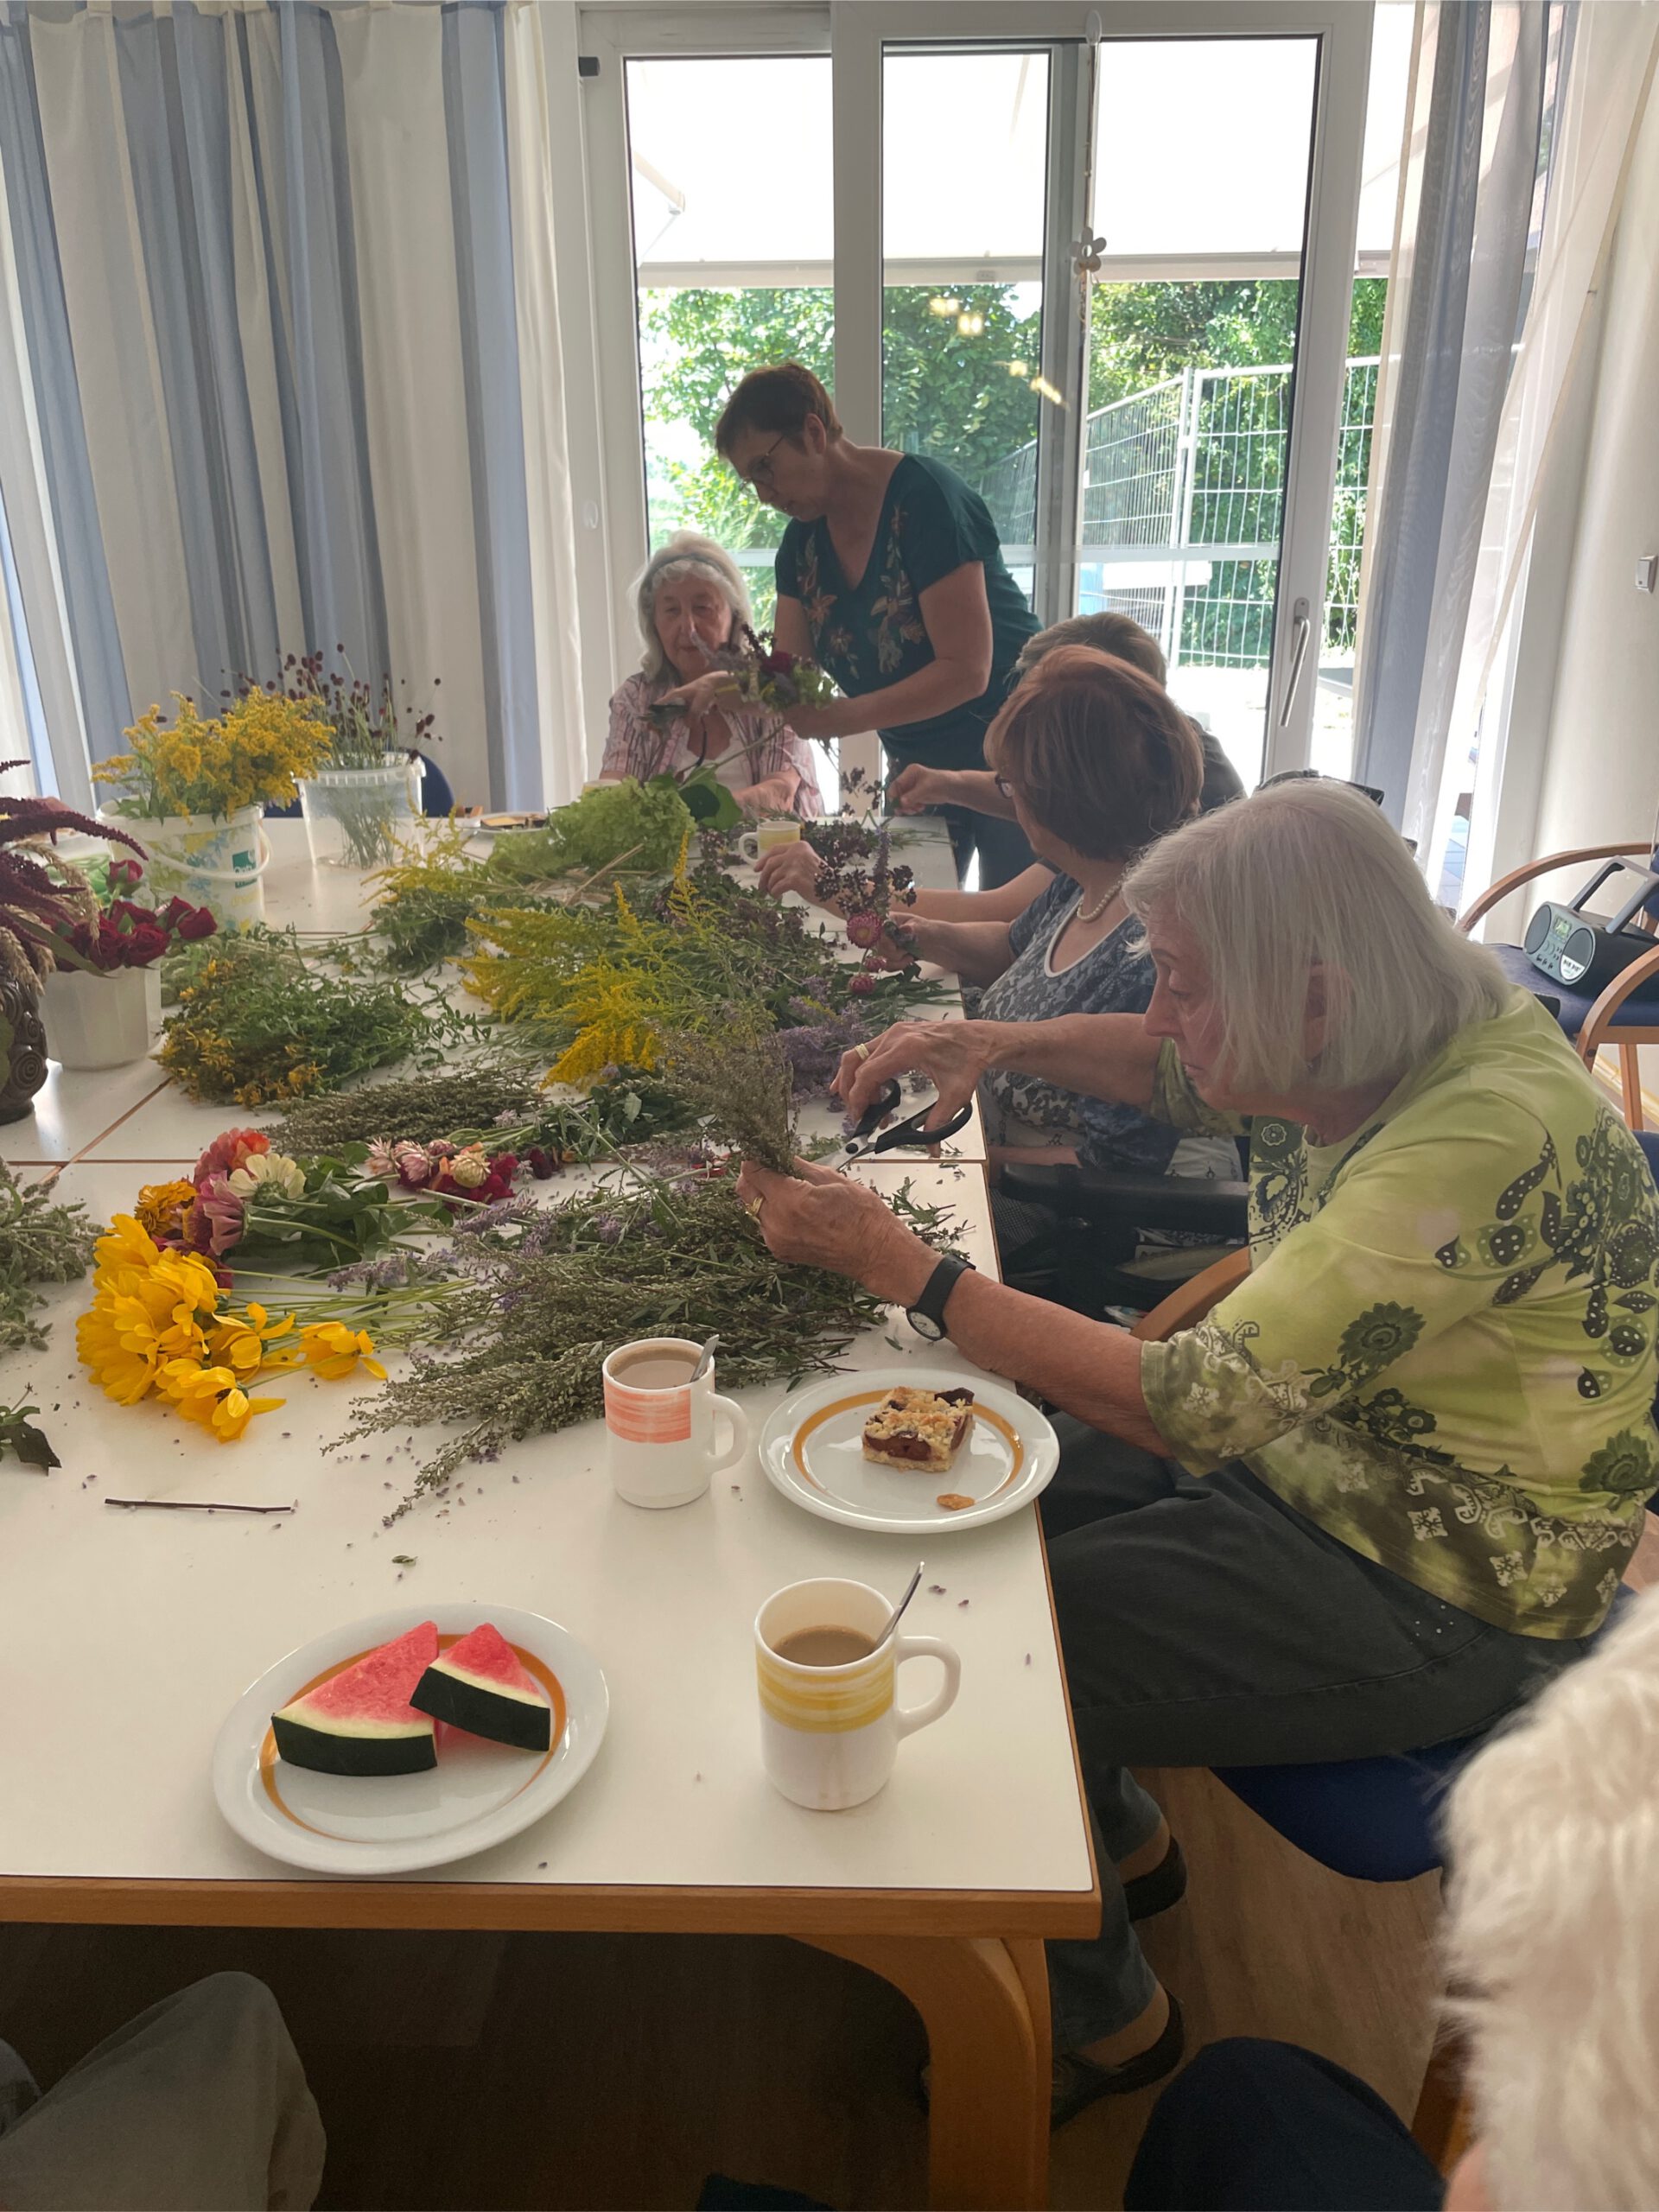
158, 930, 454, 1106
333, 1168, 955, 1504
486, 779, 694, 884
261, 1065, 691, 1165
0, 1161, 101, 1352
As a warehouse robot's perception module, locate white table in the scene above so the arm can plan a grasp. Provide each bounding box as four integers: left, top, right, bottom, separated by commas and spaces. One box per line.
0, 821, 1096, 2209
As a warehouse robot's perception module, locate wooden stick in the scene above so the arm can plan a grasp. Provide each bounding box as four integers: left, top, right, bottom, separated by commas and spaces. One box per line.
105, 1497, 295, 1516
563, 841, 646, 903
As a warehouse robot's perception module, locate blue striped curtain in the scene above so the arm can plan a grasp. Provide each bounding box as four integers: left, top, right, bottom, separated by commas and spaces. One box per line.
0, 0, 541, 808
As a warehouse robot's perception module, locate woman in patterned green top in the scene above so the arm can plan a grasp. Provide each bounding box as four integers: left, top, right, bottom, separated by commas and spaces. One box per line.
662, 362, 1040, 889
735, 779, 1659, 2121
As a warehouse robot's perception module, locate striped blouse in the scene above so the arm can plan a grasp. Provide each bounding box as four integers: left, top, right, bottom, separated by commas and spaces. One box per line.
601, 673, 823, 818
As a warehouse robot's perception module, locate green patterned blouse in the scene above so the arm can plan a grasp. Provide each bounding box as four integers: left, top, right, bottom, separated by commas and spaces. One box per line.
1140, 989, 1659, 1638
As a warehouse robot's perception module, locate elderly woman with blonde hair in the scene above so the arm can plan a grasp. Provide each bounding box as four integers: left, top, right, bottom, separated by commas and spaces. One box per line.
735, 779, 1659, 2125
601, 531, 822, 817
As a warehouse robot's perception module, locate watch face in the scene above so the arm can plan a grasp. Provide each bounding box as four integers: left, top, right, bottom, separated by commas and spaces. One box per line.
906, 1308, 947, 1342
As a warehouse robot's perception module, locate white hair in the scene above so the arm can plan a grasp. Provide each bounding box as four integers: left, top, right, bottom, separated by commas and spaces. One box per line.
633, 531, 753, 685
1122, 778, 1509, 1092
1442, 1588, 1659, 2210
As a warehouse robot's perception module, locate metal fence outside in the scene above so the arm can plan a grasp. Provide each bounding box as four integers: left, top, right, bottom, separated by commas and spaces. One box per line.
978, 356, 1379, 672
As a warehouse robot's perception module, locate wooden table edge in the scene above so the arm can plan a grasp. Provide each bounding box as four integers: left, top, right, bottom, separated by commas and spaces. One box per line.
0, 1873, 1102, 1940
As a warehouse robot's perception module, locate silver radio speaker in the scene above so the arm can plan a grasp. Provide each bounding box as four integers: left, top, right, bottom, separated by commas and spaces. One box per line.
1524, 849, 1659, 997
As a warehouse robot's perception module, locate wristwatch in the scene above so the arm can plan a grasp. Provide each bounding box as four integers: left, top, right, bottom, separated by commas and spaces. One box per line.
906, 1255, 976, 1343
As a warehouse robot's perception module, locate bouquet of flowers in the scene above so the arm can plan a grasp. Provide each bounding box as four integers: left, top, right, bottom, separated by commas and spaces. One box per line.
235, 650, 442, 772
53, 856, 215, 972
94, 690, 334, 822
645, 624, 836, 734
0, 773, 144, 985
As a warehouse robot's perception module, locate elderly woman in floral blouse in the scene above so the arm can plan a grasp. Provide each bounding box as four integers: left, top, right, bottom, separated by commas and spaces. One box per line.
601, 531, 821, 819
736, 779, 1659, 2126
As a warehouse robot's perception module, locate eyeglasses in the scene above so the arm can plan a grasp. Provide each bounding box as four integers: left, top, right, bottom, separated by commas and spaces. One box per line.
736, 432, 789, 490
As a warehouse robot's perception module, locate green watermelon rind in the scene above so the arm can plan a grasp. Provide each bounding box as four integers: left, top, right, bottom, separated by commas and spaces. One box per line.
271, 1620, 439, 1777
410, 1625, 552, 1754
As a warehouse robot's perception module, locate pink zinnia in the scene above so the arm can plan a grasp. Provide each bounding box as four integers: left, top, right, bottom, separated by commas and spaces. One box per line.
195, 1174, 245, 1256
194, 1127, 269, 1188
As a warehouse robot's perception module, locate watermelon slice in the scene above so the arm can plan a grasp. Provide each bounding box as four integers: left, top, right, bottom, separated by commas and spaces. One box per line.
410, 1623, 552, 1753
271, 1621, 439, 1777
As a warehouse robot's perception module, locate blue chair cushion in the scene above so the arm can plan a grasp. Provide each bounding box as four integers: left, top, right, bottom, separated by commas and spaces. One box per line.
1213, 1586, 1637, 1883
1487, 943, 1659, 1039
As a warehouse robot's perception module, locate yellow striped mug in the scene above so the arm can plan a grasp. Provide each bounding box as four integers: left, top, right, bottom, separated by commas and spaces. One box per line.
754, 1576, 961, 1810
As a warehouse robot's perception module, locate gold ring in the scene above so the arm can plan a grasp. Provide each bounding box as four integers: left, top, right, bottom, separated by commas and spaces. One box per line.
745, 1196, 766, 1220
854, 1041, 873, 1062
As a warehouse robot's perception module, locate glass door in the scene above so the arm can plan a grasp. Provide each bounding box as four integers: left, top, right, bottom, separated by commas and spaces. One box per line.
583, 3, 1373, 786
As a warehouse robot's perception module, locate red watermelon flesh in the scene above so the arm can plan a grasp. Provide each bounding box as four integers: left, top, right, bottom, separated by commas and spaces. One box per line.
272, 1621, 439, 1777
411, 1622, 552, 1752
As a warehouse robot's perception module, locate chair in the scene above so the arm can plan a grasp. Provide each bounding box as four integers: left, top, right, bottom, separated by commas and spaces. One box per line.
1459, 841, 1659, 1128
994, 1151, 1250, 1317
1129, 1249, 1646, 2168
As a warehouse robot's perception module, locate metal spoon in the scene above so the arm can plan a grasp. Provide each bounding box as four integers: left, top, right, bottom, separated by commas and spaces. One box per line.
874, 1561, 925, 1651
690, 1333, 721, 1383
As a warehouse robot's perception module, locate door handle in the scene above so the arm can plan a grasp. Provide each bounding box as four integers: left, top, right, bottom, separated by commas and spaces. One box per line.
1277, 597, 1312, 731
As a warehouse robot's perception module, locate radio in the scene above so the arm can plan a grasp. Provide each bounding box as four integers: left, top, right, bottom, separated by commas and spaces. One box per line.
1525, 853, 1659, 996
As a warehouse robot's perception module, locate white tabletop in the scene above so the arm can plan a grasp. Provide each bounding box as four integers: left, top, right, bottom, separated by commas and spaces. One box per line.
0, 817, 1093, 1930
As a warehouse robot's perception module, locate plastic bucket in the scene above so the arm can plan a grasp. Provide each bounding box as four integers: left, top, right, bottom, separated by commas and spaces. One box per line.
97, 805, 270, 928
41, 964, 161, 1070
296, 755, 423, 869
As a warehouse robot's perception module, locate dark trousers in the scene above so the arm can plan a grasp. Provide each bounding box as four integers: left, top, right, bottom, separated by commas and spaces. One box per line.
1039, 1424, 1586, 2047
1126, 2039, 1444, 2210
934, 801, 1035, 889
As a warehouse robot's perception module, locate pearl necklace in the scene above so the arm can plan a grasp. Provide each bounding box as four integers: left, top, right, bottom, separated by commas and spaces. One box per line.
1077, 882, 1122, 925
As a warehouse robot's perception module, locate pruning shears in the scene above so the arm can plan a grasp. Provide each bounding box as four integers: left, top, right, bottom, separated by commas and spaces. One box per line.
828, 1078, 974, 1166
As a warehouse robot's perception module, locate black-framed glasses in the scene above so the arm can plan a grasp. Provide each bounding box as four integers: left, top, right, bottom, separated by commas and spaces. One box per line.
737, 432, 788, 490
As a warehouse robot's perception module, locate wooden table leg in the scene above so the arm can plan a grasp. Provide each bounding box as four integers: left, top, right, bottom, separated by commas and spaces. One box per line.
806, 1933, 1050, 2210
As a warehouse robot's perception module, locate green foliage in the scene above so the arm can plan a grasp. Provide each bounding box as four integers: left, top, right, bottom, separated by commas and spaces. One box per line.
490, 779, 696, 884
0, 1162, 100, 1353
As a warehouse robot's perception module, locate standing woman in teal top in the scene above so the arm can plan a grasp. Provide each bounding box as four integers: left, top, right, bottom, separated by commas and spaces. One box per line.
662, 362, 1041, 888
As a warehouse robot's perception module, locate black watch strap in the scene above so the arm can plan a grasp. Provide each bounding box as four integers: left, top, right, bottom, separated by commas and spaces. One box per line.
906, 1254, 975, 1338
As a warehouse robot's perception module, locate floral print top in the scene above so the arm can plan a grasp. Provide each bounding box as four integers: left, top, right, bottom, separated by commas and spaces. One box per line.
774, 454, 1038, 773
1140, 988, 1659, 1638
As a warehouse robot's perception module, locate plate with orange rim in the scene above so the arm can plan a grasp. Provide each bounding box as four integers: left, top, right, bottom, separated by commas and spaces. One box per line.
212, 1605, 608, 1876
757, 1368, 1059, 1535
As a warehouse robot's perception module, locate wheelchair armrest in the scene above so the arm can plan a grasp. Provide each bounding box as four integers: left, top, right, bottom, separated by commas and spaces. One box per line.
996, 1160, 1250, 1236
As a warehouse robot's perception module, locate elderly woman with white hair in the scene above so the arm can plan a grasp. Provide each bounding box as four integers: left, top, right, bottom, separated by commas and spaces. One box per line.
601, 531, 823, 817
735, 779, 1659, 2125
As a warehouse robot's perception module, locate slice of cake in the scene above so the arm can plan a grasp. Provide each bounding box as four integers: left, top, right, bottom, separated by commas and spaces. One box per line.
861, 1385, 975, 1473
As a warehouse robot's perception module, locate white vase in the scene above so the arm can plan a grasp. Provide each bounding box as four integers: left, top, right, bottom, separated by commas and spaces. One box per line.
96, 804, 270, 928
41, 965, 161, 1071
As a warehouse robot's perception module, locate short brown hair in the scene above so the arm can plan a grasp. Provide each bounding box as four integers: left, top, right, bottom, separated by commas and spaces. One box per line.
715, 363, 843, 456
987, 645, 1202, 862
1019, 610, 1166, 687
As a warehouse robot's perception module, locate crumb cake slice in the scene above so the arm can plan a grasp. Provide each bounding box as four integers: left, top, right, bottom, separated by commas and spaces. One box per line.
861, 1384, 975, 1472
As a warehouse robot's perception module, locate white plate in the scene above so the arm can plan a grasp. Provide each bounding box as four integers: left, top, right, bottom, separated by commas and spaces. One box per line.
758, 1368, 1059, 1535
212, 1604, 609, 1876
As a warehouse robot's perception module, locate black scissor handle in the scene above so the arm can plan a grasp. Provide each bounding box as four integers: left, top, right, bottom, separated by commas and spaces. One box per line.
843, 1078, 973, 1158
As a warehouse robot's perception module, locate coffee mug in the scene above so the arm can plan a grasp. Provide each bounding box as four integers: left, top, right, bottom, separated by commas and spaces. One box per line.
738, 819, 802, 863
601, 1336, 749, 1510
754, 1576, 962, 1810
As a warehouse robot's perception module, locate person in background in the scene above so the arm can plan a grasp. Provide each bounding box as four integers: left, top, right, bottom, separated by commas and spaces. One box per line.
602, 532, 823, 820
736, 779, 1659, 2126
1125, 1584, 1659, 2212
888, 607, 1243, 831
754, 608, 1241, 925
664, 363, 1039, 887
0, 1971, 324, 2209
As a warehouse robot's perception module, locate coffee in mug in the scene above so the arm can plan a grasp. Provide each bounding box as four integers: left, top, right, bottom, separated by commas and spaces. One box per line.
754, 1576, 961, 1811
601, 1335, 749, 1510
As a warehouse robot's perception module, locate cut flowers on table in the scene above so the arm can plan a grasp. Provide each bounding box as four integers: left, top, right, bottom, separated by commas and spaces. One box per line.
54, 855, 216, 972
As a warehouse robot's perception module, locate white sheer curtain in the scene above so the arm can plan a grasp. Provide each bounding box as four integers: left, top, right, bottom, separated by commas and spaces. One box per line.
1351, 2, 1548, 845
1426, 1, 1659, 898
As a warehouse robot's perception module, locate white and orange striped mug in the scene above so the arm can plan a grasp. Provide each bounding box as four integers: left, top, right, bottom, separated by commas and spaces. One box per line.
754, 1577, 962, 1810
601, 1336, 749, 1510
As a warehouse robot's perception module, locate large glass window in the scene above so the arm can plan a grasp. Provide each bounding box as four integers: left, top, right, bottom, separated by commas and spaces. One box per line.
626, 54, 833, 626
